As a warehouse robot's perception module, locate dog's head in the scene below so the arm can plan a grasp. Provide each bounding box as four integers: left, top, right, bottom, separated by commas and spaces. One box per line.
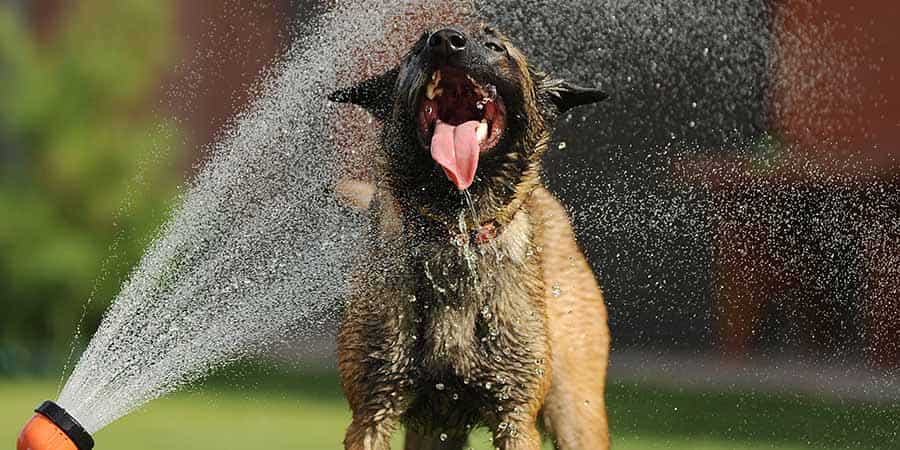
330, 26, 606, 217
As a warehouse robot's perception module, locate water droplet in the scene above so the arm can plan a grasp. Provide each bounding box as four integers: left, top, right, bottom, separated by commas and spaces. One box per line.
558, 141, 567, 150
551, 283, 562, 297
440, 433, 448, 441
435, 383, 445, 391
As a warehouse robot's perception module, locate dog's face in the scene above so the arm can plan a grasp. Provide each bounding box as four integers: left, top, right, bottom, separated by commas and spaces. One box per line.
331, 26, 606, 215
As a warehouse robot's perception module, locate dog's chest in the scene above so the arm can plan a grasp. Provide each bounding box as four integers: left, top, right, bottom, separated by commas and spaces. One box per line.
407, 214, 543, 379
395, 223, 551, 428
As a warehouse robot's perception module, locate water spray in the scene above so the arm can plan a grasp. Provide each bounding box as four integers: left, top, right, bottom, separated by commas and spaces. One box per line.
10, 0, 889, 447
17, 401, 94, 450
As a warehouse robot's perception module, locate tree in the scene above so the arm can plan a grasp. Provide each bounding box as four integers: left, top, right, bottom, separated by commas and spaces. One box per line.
0, 1, 182, 373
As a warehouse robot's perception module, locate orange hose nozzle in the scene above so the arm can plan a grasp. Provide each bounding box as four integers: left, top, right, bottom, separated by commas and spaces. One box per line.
17, 401, 94, 450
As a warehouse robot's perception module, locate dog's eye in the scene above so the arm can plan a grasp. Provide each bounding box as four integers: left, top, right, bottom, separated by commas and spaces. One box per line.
484, 41, 505, 53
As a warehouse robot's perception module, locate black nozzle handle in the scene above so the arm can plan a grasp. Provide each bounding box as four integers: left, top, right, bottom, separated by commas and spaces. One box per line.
35, 400, 95, 450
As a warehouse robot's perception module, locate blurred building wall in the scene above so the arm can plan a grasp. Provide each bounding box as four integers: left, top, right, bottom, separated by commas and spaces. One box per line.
773, 1, 900, 173
165, 1, 304, 166
12, 0, 900, 369
711, 0, 900, 367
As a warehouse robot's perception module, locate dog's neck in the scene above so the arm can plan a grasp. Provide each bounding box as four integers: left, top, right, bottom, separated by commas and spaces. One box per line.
416, 205, 504, 246
412, 169, 540, 246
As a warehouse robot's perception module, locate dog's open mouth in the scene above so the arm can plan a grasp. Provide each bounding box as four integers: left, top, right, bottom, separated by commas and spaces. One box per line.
417, 67, 506, 191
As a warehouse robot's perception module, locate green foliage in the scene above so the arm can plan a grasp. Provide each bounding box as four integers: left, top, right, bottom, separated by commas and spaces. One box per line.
0, 1, 182, 373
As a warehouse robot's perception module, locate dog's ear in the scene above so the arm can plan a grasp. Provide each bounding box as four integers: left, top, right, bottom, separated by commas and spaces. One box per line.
328, 68, 399, 120
539, 77, 608, 113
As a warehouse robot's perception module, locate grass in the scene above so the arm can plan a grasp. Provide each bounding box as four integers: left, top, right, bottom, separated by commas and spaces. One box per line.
2, 368, 897, 450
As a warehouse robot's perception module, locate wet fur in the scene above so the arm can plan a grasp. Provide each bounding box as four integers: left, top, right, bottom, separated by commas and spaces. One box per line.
334, 26, 610, 450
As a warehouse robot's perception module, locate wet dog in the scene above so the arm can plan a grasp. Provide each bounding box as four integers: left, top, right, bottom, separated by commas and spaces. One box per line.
330, 25, 610, 450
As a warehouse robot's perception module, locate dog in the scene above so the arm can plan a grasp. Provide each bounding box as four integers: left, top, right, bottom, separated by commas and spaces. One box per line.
329, 25, 610, 450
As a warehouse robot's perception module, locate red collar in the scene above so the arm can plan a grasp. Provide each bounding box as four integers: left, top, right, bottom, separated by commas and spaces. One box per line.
417, 207, 503, 246
445, 219, 501, 246
470, 220, 500, 245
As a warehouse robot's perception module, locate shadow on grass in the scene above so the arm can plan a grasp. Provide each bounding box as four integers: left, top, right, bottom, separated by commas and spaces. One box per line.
206, 361, 899, 450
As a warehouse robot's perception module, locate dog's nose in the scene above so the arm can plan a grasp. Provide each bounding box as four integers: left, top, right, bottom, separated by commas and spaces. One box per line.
428, 28, 466, 60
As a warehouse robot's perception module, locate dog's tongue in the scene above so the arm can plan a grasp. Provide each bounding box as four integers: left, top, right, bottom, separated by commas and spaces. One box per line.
430, 120, 480, 191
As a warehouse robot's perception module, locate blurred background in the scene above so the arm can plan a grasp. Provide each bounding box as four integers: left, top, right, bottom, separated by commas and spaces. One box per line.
1, 0, 898, 449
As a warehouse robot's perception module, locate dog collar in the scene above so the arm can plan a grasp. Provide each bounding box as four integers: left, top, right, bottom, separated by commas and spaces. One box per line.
415, 184, 540, 246
417, 206, 503, 246
455, 220, 501, 246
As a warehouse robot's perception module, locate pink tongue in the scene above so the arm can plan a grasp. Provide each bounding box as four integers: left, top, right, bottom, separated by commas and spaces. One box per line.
430, 120, 481, 190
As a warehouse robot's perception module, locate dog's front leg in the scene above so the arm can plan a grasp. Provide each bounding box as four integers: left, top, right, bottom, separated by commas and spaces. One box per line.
488, 410, 543, 450
340, 341, 412, 450
341, 355, 413, 450
338, 293, 414, 450
344, 416, 400, 450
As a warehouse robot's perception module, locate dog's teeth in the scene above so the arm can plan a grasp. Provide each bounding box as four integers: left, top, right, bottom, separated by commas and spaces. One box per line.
468, 76, 493, 98
426, 85, 443, 100
477, 120, 489, 143
471, 80, 488, 98
426, 71, 443, 99
476, 97, 492, 110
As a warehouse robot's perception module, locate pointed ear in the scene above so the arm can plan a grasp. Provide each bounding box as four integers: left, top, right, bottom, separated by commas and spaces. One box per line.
328, 68, 399, 120
541, 78, 608, 113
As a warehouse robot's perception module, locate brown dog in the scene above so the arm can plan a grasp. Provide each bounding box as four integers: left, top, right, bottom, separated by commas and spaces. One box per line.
329, 25, 610, 450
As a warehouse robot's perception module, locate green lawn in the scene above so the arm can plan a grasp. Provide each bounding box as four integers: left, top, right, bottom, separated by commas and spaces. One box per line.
2, 369, 897, 450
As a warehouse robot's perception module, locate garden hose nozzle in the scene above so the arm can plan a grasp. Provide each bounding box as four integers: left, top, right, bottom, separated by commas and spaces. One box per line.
17, 401, 94, 450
